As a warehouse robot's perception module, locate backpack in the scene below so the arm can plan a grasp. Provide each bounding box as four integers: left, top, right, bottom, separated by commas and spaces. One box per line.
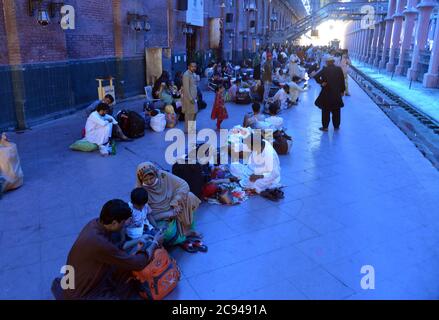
116, 110, 145, 138
132, 248, 181, 300
273, 130, 292, 155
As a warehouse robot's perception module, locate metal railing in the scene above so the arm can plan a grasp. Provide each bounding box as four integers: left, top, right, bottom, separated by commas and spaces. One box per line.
272, 0, 388, 43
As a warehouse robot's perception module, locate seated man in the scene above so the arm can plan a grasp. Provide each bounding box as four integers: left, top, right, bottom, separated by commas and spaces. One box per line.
85, 94, 114, 117
274, 69, 289, 84
54, 199, 163, 300
265, 103, 284, 130
85, 103, 118, 156
243, 102, 266, 129
228, 79, 241, 101
229, 133, 281, 194
272, 84, 294, 110
250, 80, 264, 102
287, 76, 308, 105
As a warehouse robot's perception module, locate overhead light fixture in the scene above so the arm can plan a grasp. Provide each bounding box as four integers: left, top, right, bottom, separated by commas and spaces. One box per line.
183, 24, 194, 35
127, 12, 150, 32
37, 8, 50, 26
29, 0, 50, 26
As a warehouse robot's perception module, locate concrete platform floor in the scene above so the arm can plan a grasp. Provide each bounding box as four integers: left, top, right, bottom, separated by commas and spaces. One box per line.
1, 76, 439, 300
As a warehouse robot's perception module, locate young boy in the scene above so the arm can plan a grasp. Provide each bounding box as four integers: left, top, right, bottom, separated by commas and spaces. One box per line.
125, 188, 157, 240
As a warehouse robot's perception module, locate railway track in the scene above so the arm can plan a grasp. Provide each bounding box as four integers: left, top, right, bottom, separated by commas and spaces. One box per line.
349, 65, 439, 169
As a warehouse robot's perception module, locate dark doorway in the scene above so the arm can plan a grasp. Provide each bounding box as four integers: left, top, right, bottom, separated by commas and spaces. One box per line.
186, 29, 197, 63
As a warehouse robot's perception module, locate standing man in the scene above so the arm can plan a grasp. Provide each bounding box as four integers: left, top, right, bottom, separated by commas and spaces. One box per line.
313, 57, 346, 132
262, 52, 273, 102
182, 62, 199, 134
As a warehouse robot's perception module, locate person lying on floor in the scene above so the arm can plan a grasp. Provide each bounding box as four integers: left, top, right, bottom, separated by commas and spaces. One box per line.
229, 133, 281, 194
54, 199, 162, 300
135, 162, 207, 253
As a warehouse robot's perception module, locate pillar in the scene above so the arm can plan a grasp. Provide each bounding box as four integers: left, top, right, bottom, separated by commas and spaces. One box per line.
395, 0, 418, 75
360, 29, 367, 60
364, 27, 374, 61
386, 0, 407, 72
3, 0, 27, 130
374, 21, 385, 66
423, 13, 439, 87
368, 21, 380, 64
379, 0, 397, 69
407, 0, 436, 80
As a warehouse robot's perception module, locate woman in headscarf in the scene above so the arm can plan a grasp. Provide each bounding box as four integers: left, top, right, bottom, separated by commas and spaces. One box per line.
135, 162, 206, 253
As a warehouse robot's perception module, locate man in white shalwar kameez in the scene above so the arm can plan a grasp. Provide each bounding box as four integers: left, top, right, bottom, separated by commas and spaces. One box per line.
85, 103, 117, 156
229, 135, 281, 194
287, 76, 308, 104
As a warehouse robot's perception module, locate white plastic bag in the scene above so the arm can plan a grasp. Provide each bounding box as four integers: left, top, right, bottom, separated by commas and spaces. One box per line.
0, 134, 24, 193
150, 113, 166, 133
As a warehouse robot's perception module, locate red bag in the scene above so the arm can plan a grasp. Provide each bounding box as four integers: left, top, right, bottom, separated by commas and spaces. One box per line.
132, 248, 181, 300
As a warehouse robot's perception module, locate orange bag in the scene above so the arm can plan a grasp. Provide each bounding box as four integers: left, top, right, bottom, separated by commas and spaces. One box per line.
132, 247, 181, 300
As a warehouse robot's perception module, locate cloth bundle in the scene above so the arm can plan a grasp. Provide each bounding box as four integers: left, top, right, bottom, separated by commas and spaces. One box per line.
0, 133, 24, 194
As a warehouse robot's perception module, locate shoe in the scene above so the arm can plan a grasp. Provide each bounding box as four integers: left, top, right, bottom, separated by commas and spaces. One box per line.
99, 145, 110, 156
334, 127, 340, 131
319, 127, 329, 132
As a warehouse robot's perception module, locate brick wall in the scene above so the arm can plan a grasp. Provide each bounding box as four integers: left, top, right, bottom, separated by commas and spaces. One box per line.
13, 0, 68, 63
0, 1, 8, 64
65, 0, 115, 59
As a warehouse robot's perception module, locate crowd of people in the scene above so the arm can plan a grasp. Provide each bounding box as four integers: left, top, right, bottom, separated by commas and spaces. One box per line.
1, 42, 351, 299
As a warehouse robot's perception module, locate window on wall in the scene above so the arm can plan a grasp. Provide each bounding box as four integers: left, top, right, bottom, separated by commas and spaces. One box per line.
226, 13, 233, 23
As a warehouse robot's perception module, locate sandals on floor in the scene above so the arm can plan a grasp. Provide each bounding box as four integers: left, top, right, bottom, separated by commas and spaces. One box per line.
180, 240, 198, 253
190, 239, 208, 253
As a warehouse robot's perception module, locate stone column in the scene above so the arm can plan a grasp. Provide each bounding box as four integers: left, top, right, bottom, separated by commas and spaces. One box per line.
364, 27, 374, 61
379, 0, 397, 69
423, 12, 439, 87
395, 0, 418, 75
3, 0, 27, 130
360, 29, 368, 60
407, 0, 436, 80
386, 0, 407, 72
374, 21, 385, 66
368, 21, 380, 64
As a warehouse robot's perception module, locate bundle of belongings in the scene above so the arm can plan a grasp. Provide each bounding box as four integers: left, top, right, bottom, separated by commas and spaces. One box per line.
0, 133, 24, 196
123, 235, 181, 300
201, 165, 249, 205
227, 125, 253, 153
